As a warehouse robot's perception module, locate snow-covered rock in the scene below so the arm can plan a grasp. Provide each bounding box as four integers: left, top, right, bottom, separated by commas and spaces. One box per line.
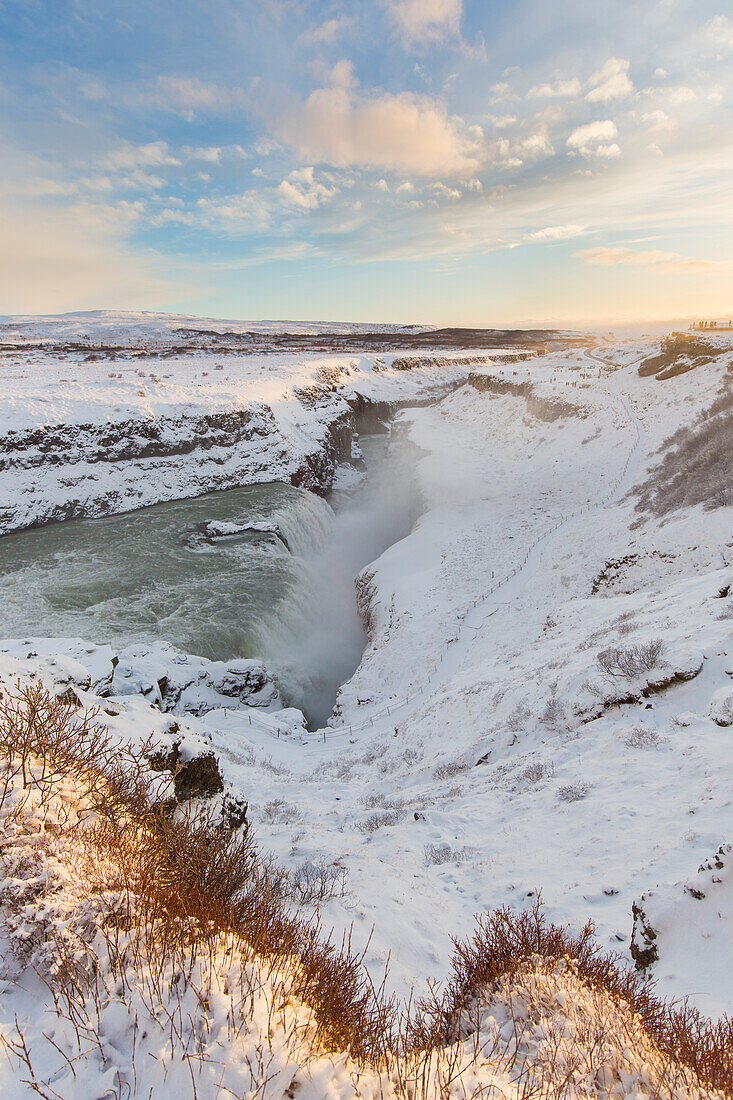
631, 844, 733, 1018
0, 637, 284, 716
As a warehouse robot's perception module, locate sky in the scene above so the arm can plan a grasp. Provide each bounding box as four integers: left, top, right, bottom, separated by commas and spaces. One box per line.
1, 0, 732, 326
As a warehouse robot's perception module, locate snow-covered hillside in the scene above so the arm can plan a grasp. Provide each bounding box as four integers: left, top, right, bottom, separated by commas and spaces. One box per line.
1, 315, 732, 1096
0, 309, 437, 344
0, 322, 490, 532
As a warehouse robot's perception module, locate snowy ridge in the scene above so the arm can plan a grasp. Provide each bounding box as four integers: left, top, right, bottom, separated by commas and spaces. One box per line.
320, 367, 645, 742
1, 318, 733, 1096
0, 678, 728, 1099
0, 309, 434, 345
0, 343, 478, 534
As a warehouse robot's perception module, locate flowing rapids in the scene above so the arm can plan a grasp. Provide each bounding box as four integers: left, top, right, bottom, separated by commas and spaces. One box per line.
0, 434, 420, 727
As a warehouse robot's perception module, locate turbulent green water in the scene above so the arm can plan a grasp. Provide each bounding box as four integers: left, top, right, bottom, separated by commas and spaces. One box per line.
0, 436, 419, 727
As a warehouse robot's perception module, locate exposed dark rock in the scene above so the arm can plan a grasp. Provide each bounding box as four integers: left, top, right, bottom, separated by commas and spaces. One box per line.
55, 686, 83, 708
221, 793, 249, 831
148, 740, 224, 801
630, 899, 659, 970
0, 406, 273, 473
174, 752, 223, 800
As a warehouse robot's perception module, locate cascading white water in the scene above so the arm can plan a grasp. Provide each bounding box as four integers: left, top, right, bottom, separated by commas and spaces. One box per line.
256, 433, 421, 725
0, 432, 421, 727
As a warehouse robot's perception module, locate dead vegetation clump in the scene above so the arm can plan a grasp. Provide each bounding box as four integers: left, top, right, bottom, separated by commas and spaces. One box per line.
635, 383, 733, 515
597, 638, 665, 679
0, 679, 394, 1068
424, 843, 473, 867
287, 858, 349, 905
410, 900, 733, 1098
624, 725, 665, 749
2, 681, 732, 1097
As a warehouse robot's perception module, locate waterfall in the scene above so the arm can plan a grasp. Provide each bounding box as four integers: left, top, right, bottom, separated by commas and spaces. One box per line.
0, 433, 421, 730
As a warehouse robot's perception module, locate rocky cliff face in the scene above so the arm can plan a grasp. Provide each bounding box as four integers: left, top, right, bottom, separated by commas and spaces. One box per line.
0, 395, 397, 534
0, 333, 473, 535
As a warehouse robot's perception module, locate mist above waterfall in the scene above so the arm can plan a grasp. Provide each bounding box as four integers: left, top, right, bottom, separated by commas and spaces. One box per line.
261, 432, 422, 727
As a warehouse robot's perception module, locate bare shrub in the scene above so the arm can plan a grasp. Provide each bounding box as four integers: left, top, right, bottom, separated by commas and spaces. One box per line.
287, 859, 348, 905
558, 782, 589, 802
433, 759, 470, 780
424, 843, 473, 867
625, 726, 664, 749
506, 702, 531, 731
635, 382, 733, 515
540, 691, 566, 729
361, 793, 407, 812
520, 760, 555, 784
440, 784, 463, 799
597, 638, 665, 679
411, 898, 733, 1097
357, 809, 401, 833
262, 798, 302, 824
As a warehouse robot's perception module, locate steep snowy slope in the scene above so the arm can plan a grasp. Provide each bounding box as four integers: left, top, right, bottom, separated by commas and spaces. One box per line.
194, 336, 732, 1012
1, 321, 732, 1043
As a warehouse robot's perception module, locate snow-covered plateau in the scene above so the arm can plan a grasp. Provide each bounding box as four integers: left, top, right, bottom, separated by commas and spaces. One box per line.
1, 314, 732, 1098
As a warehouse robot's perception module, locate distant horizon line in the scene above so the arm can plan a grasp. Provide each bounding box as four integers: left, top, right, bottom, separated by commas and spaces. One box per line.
2, 306, 730, 332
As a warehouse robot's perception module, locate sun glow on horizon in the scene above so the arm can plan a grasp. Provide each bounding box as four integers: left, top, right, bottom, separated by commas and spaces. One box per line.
1, 1, 732, 323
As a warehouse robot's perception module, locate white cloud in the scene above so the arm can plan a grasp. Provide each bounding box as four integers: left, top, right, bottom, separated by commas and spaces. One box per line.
197, 191, 272, 230
275, 66, 483, 177
526, 224, 586, 242
276, 166, 337, 210
486, 113, 518, 129
118, 171, 167, 190
184, 146, 222, 164
527, 77, 581, 99
586, 58, 634, 103
521, 133, 554, 158
151, 75, 244, 118
491, 130, 554, 170
385, 0, 462, 45
298, 16, 353, 46
566, 120, 621, 160
489, 81, 519, 104
666, 86, 697, 105
432, 181, 461, 199
104, 142, 180, 172
576, 247, 727, 273
706, 15, 733, 49
642, 110, 676, 135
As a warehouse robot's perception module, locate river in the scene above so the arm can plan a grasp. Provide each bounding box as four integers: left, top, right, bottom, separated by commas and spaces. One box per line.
0, 433, 420, 727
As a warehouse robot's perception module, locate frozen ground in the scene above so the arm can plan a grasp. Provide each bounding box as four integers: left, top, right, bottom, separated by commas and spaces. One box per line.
1, 317, 732, 1070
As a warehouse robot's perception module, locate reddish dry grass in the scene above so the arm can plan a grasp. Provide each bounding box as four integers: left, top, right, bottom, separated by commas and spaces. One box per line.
412, 901, 733, 1096
2, 680, 732, 1093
